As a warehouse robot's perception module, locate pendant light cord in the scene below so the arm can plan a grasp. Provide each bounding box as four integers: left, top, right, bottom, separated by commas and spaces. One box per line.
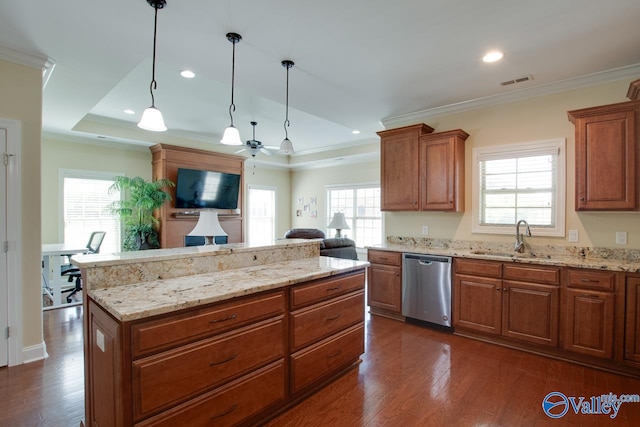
282, 61, 293, 139
148, 4, 159, 107
228, 37, 237, 126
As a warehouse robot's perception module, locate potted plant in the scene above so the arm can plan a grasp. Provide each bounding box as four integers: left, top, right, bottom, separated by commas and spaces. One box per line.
109, 176, 174, 251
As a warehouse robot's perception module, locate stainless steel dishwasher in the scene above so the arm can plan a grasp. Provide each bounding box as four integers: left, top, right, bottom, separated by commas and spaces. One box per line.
402, 253, 453, 328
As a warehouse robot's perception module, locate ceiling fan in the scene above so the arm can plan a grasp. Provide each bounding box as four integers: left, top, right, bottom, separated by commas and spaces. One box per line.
236, 121, 278, 157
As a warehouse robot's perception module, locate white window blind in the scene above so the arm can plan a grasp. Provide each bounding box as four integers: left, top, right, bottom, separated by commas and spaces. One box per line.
248, 186, 276, 245
62, 172, 122, 254
326, 185, 382, 248
472, 139, 565, 237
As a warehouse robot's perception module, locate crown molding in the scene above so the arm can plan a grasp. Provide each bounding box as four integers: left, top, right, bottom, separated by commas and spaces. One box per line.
381, 63, 640, 129
0, 44, 56, 87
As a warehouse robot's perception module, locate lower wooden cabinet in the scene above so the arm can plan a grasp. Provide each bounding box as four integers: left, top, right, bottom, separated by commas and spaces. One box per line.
625, 276, 640, 364
367, 249, 402, 318
454, 274, 502, 335
563, 288, 614, 358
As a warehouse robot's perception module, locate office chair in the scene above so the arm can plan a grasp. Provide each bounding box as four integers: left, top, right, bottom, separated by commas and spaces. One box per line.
61, 231, 106, 303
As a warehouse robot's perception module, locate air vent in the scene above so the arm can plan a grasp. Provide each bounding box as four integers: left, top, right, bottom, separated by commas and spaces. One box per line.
500, 75, 533, 86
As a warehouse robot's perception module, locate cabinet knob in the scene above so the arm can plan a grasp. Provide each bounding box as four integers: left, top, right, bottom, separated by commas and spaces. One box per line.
496, 287, 501, 291
580, 197, 585, 201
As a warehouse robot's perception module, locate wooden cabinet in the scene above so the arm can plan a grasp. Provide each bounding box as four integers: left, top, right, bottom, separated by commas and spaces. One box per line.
289, 273, 365, 393
367, 249, 403, 319
625, 276, 640, 364
84, 271, 366, 427
378, 124, 433, 211
378, 125, 469, 212
454, 259, 560, 347
150, 144, 245, 247
419, 129, 468, 211
568, 101, 640, 211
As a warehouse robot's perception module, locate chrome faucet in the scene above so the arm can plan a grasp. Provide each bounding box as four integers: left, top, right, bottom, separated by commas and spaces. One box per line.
515, 219, 532, 253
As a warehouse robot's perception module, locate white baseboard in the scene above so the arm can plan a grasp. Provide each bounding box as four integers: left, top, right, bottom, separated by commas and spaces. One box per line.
22, 341, 48, 364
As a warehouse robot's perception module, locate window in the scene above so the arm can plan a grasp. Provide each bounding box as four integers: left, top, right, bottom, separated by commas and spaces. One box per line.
62, 170, 122, 253
326, 185, 382, 248
248, 186, 276, 245
472, 139, 565, 236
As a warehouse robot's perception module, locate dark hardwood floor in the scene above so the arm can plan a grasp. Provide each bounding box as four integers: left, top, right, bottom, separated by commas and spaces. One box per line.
2, 307, 640, 426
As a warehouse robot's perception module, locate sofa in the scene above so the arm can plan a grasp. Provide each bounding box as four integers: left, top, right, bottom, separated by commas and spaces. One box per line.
284, 228, 358, 260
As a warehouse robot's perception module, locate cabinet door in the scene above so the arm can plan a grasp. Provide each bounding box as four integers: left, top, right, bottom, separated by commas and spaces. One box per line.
454, 274, 502, 335
625, 277, 640, 364
564, 288, 614, 359
502, 281, 559, 347
367, 264, 402, 313
573, 108, 637, 210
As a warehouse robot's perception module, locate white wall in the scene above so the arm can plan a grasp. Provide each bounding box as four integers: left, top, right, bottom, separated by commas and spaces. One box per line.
243, 162, 292, 238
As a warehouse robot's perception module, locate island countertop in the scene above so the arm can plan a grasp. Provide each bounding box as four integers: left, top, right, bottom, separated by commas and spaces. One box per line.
89, 256, 368, 322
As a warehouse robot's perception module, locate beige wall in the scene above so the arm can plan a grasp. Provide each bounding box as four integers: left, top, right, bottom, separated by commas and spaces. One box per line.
386, 78, 640, 249
290, 160, 380, 234
41, 138, 152, 244
0, 59, 43, 351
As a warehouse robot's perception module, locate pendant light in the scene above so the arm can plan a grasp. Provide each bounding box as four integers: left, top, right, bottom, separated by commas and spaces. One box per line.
138, 0, 167, 132
220, 32, 243, 145
279, 60, 295, 154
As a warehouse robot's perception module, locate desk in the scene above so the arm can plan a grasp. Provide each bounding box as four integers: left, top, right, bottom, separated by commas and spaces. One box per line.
42, 243, 88, 310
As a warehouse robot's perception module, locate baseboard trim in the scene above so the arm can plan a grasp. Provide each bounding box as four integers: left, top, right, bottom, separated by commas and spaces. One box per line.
22, 341, 48, 364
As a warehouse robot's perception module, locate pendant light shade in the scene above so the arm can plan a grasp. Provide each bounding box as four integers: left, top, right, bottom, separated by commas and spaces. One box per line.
138, 0, 167, 132
220, 32, 243, 146
279, 60, 295, 155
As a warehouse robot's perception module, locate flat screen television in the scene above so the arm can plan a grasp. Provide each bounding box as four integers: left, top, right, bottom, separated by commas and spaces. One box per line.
174, 168, 241, 210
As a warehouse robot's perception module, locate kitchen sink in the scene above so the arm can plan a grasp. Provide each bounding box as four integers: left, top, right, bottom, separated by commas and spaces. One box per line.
470, 250, 540, 259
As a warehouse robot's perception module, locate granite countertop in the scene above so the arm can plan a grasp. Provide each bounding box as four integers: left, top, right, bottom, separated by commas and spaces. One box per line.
369, 240, 640, 273
89, 257, 369, 322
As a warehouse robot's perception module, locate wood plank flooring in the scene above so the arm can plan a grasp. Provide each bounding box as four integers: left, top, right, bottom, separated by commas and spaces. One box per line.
2, 307, 640, 426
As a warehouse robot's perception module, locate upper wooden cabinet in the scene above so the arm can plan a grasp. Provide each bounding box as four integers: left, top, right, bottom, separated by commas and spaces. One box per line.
568, 101, 640, 211
378, 124, 433, 211
378, 124, 468, 212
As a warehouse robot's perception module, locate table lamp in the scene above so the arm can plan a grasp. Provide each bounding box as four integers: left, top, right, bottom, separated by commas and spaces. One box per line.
187, 211, 228, 245
328, 212, 350, 238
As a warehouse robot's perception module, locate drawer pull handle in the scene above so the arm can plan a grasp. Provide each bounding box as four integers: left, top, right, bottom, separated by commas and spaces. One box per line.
210, 404, 237, 420
326, 285, 341, 292
327, 350, 341, 359
209, 313, 238, 324
580, 278, 599, 283
209, 354, 238, 366
326, 314, 342, 321
581, 293, 600, 298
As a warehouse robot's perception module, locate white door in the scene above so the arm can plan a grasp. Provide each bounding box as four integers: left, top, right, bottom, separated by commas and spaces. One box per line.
1, 128, 8, 367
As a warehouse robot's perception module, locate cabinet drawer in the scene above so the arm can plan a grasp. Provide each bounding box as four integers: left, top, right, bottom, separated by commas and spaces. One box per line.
135, 361, 285, 427
567, 269, 615, 291
291, 291, 364, 351
290, 272, 364, 309
368, 250, 402, 266
132, 318, 284, 421
503, 264, 560, 285
131, 291, 285, 357
290, 323, 364, 393
455, 258, 502, 278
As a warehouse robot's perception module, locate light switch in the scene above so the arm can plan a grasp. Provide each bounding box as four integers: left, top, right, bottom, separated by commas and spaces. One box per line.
616, 231, 627, 245
568, 229, 578, 242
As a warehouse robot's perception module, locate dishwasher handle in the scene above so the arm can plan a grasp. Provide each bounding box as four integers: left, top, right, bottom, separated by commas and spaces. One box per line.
418, 260, 433, 266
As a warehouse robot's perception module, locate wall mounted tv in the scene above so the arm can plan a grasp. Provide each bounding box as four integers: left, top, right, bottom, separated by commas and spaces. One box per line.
175, 168, 241, 210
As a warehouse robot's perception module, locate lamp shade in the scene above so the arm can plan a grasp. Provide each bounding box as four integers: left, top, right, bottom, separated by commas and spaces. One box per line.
279, 137, 294, 155
220, 125, 243, 145
328, 212, 350, 230
187, 211, 228, 245
138, 106, 167, 132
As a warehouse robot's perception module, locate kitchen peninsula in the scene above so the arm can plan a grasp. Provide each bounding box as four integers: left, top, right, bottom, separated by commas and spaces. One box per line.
73, 239, 368, 427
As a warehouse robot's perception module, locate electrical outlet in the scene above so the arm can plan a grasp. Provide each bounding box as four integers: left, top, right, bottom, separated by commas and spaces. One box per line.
422, 226, 429, 235
616, 231, 627, 245
568, 229, 579, 242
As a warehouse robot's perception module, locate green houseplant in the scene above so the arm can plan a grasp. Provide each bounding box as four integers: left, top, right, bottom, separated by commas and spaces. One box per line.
109, 176, 174, 251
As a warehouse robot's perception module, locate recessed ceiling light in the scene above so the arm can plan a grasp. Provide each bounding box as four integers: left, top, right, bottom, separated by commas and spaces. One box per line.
124, 109, 135, 115
180, 70, 195, 78
483, 51, 504, 63
352, 130, 360, 135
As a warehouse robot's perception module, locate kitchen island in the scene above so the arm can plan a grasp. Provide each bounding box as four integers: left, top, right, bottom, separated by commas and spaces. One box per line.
73, 239, 369, 427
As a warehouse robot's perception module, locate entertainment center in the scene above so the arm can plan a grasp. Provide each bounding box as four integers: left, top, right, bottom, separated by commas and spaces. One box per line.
150, 144, 246, 248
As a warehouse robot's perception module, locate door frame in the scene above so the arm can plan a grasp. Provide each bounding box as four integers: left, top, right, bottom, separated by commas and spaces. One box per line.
1, 118, 23, 366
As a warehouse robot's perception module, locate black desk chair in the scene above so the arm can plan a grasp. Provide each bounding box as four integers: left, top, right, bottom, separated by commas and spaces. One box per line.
61, 231, 106, 303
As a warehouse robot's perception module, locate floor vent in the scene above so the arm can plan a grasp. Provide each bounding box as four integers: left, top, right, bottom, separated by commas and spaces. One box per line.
500, 75, 533, 86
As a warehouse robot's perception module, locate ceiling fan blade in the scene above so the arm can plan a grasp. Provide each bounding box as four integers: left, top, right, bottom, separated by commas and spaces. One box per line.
260, 147, 275, 156
234, 148, 248, 154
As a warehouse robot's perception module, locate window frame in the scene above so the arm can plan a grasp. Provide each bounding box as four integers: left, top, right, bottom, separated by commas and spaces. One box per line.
325, 183, 384, 249
247, 184, 277, 245
471, 138, 566, 237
